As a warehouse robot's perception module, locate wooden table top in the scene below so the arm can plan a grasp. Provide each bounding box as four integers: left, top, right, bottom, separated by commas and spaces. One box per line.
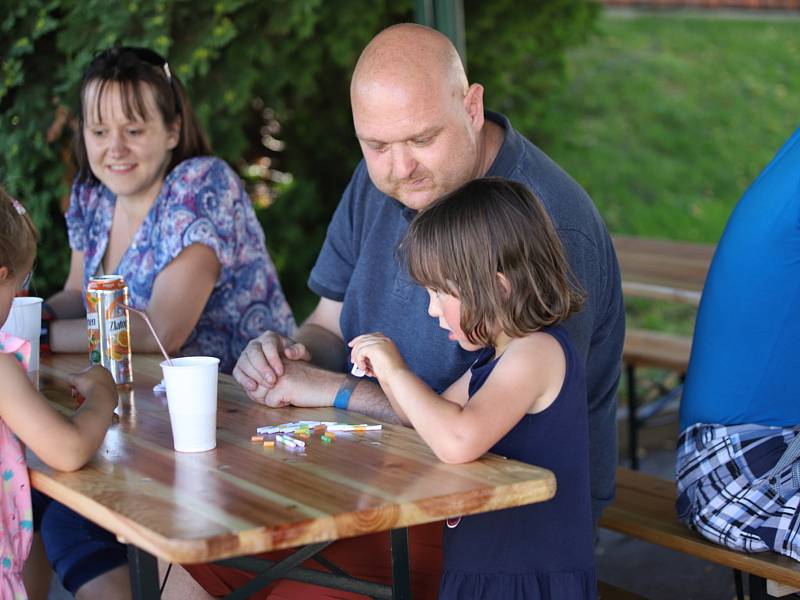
30, 354, 556, 565
613, 235, 716, 305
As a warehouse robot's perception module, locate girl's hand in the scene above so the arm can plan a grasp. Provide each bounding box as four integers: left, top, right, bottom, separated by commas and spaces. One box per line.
68, 366, 118, 410
348, 333, 407, 381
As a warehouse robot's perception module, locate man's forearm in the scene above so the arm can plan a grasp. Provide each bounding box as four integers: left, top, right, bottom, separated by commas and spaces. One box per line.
290, 321, 405, 425
295, 323, 348, 372
347, 379, 405, 425
267, 360, 402, 427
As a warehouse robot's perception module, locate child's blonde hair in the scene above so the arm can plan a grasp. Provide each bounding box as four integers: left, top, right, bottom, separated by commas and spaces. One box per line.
0, 186, 37, 277
404, 177, 585, 346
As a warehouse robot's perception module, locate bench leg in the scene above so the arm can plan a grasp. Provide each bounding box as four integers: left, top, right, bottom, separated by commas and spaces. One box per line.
733, 569, 744, 600
749, 573, 779, 600
627, 364, 639, 470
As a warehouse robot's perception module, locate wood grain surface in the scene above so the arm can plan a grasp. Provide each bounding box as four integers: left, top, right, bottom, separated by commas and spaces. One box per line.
623, 328, 693, 371
30, 354, 556, 564
602, 468, 800, 587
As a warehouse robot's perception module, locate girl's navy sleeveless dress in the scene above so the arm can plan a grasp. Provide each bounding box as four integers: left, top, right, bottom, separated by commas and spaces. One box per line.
438, 326, 597, 600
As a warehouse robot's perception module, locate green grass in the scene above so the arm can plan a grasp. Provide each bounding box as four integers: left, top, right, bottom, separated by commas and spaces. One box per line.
538, 12, 800, 244
533, 12, 800, 333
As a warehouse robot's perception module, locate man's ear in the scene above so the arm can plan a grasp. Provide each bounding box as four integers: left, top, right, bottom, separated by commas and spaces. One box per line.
463, 83, 485, 132
497, 272, 511, 298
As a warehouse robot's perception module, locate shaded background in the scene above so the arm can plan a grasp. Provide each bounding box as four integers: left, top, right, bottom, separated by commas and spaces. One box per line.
0, 0, 598, 319
4, 2, 797, 329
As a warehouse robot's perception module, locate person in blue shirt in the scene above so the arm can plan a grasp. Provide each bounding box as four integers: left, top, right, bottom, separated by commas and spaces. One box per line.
197, 22, 623, 599
235, 21, 623, 524
677, 127, 800, 560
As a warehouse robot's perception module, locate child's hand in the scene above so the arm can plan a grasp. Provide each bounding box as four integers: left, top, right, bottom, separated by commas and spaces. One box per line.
348, 333, 407, 381
68, 366, 117, 410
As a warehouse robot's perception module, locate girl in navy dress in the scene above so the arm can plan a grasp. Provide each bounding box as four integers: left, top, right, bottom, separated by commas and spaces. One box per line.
350, 177, 597, 600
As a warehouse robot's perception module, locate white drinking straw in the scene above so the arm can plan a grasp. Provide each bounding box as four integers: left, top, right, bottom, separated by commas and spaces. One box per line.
120, 303, 174, 366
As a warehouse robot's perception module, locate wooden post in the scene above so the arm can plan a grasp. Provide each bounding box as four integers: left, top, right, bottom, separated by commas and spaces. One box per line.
414, 0, 466, 68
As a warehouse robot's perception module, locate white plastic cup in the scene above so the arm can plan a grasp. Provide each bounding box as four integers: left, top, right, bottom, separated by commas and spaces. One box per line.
160, 357, 220, 452
1, 297, 43, 381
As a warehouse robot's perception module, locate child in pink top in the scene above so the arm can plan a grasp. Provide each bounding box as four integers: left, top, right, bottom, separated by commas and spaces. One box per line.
0, 187, 118, 598
0, 332, 32, 600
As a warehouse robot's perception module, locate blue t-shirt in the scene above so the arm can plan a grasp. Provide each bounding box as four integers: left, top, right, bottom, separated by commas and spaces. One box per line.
67, 156, 296, 374
309, 111, 624, 519
680, 127, 800, 430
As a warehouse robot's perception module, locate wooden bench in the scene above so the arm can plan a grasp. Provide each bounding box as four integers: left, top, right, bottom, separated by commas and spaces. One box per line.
622, 328, 693, 469
598, 580, 648, 599
613, 236, 715, 469
613, 235, 714, 306
601, 468, 800, 600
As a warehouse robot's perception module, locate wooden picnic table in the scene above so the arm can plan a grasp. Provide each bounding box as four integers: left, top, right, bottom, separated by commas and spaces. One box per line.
613, 235, 716, 306
30, 353, 556, 599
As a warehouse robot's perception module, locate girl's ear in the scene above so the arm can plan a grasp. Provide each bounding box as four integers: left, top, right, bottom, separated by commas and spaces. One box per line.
0, 267, 8, 282
496, 272, 511, 298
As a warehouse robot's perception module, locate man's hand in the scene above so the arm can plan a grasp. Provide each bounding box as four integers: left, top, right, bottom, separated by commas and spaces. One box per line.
252, 359, 339, 409
233, 330, 312, 401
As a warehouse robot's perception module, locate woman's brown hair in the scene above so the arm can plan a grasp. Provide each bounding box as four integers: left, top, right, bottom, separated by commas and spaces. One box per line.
404, 177, 585, 346
0, 186, 37, 277
75, 46, 212, 182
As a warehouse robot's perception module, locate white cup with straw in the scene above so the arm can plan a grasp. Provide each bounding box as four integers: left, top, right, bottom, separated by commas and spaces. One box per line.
122, 304, 219, 453
160, 356, 219, 452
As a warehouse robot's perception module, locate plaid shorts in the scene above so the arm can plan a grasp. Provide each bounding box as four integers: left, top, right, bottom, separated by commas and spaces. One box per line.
676, 422, 800, 560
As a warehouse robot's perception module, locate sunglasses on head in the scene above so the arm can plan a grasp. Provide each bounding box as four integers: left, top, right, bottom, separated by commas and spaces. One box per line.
20, 270, 32, 291
93, 46, 173, 83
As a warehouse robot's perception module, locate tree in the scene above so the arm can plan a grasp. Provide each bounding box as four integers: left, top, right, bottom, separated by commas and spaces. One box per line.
1, 0, 598, 318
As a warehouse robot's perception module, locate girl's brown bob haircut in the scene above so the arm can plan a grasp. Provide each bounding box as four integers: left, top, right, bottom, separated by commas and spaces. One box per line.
0, 186, 37, 277
75, 46, 212, 182
403, 177, 585, 346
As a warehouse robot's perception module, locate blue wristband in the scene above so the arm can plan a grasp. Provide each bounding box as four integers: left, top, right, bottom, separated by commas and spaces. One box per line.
333, 374, 360, 410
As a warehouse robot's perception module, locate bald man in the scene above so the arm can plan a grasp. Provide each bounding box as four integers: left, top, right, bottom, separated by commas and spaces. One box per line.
220, 23, 624, 598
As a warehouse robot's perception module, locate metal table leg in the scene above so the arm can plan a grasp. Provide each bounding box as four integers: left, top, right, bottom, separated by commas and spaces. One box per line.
219, 529, 413, 599
128, 545, 160, 599
224, 542, 331, 600
391, 528, 412, 600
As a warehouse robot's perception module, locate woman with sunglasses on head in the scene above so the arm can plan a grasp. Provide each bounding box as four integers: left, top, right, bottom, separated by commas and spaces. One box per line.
45, 46, 294, 375
35, 46, 294, 600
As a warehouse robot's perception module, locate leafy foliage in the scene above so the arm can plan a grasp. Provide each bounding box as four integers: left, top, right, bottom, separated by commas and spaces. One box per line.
1, 0, 598, 319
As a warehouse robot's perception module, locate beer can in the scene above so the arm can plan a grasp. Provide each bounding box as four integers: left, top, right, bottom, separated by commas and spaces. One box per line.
86, 275, 133, 384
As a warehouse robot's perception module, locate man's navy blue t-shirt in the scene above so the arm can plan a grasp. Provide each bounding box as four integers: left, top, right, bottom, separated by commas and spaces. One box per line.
309, 111, 624, 519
